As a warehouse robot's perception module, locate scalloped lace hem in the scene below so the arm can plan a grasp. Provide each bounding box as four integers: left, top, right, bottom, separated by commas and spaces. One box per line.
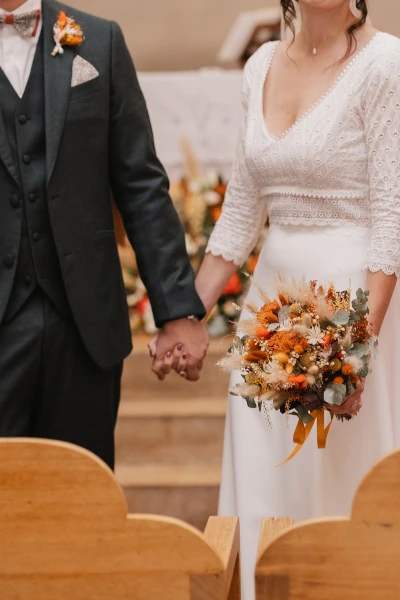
363, 261, 400, 277
205, 247, 243, 268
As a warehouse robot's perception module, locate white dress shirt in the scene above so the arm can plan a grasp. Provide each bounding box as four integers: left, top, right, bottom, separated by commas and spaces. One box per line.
0, 0, 42, 98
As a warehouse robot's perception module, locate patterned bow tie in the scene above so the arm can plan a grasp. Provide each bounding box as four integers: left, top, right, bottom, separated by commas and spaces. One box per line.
0, 9, 41, 38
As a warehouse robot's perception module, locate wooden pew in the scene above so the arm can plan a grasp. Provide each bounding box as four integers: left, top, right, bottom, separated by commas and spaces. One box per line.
256, 448, 400, 599
0, 439, 240, 600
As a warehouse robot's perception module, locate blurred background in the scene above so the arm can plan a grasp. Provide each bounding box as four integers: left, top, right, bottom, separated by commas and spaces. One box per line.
67, 0, 400, 529
70, 0, 399, 70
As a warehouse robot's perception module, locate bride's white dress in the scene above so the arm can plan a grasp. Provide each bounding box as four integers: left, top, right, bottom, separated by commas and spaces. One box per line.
206, 32, 400, 600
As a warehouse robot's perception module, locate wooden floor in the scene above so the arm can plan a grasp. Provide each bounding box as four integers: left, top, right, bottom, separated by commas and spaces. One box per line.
115, 336, 231, 530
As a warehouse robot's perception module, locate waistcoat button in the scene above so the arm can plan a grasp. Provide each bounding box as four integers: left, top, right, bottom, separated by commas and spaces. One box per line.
9, 194, 19, 208
33, 232, 40, 242
3, 255, 13, 268
28, 193, 37, 203
24, 276, 32, 286
23, 154, 31, 165
19, 115, 28, 125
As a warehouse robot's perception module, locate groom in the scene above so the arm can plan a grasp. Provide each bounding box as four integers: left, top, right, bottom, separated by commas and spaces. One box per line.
0, 0, 208, 468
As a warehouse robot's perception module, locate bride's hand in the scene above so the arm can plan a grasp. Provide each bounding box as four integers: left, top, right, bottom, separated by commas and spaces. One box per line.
160, 344, 189, 378
328, 382, 364, 417
149, 334, 189, 377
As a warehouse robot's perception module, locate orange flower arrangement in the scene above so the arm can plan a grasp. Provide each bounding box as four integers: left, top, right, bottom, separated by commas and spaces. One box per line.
52, 11, 84, 56
220, 279, 375, 462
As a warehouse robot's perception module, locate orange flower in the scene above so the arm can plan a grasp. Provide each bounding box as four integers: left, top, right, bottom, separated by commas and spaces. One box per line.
256, 326, 271, 339
244, 350, 268, 362
293, 344, 305, 355
278, 294, 289, 306
223, 273, 242, 296
350, 374, 360, 384
333, 376, 344, 385
342, 364, 353, 376
247, 255, 259, 274
214, 184, 227, 197
257, 300, 280, 325
322, 334, 333, 350
300, 338, 309, 350
289, 374, 308, 389
57, 10, 68, 29
210, 206, 222, 223
267, 331, 301, 354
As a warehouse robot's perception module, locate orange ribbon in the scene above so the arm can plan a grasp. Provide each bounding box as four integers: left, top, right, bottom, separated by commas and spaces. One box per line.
277, 410, 333, 466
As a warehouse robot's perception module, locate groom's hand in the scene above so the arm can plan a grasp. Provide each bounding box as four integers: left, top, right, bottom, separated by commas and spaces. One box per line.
152, 318, 209, 382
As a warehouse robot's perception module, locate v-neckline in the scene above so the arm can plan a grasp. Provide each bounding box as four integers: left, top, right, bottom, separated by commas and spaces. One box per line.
261, 31, 382, 142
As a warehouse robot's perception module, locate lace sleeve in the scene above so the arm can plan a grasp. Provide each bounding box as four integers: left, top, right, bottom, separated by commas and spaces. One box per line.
206, 51, 268, 267
364, 43, 400, 277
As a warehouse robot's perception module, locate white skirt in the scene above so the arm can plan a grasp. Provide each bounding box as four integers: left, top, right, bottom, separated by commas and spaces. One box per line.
218, 225, 400, 600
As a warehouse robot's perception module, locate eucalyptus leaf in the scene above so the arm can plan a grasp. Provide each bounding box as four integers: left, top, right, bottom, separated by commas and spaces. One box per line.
358, 364, 369, 378
347, 380, 356, 396
295, 404, 314, 424
332, 310, 350, 325
348, 343, 369, 358
349, 310, 360, 323
244, 396, 257, 409
234, 338, 244, 351
268, 323, 280, 332
356, 288, 366, 300
324, 388, 336, 405
324, 384, 345, 406
278, 306, 291, 323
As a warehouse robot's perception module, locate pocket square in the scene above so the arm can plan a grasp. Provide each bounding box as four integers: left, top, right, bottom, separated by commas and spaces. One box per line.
71, 56, 99, 88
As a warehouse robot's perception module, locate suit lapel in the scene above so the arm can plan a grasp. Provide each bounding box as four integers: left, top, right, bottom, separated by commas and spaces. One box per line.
42, 0, 74, 183
0, 107, 19, 186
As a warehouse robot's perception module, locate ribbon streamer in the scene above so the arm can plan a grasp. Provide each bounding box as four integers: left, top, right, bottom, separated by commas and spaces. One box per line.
277, 410, 333, 466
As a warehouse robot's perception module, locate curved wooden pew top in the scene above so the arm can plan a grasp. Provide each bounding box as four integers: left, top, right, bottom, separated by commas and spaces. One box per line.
256, 448, 400, 600
0, 438, 239, 600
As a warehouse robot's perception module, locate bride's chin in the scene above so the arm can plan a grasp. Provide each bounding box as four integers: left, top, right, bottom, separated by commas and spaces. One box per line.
298, 0, 349, 10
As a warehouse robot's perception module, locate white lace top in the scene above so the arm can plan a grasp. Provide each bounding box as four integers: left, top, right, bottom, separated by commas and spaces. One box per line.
206, 32, 400, 276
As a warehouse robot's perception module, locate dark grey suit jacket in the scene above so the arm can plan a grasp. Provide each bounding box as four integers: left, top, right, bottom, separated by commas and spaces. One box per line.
0, 0, 205, 369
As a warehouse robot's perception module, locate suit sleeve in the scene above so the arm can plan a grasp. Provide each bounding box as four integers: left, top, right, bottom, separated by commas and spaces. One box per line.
109, 22, 205, 326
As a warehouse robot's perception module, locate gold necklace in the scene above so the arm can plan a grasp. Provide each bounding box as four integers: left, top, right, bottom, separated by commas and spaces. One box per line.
310, 30, 345, 56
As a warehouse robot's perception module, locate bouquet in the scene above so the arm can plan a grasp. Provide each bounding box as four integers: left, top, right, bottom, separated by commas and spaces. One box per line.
219, 276, 378, 462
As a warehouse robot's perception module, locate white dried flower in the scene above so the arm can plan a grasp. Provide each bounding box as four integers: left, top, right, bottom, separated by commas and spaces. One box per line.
231, 383, 260, 397
293, 323, 308, 337
236, 319, 259, 338
305, 325, 325, 346
343, 355, 364, 374
217, 354, 244, 373
341, 329, 353, 350
263, 359, 290, 387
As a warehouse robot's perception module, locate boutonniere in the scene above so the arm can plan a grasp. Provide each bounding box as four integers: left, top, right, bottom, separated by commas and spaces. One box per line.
51, 11, 84, 57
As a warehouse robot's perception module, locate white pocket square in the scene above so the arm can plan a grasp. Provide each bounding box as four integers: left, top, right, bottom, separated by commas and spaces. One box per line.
71, 56, 99, 88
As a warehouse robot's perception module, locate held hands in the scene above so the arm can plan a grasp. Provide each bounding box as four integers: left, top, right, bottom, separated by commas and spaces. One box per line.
149, 318, 209, 382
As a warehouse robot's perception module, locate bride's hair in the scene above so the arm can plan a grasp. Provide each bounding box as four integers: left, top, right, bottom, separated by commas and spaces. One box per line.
280, 0, 368, 60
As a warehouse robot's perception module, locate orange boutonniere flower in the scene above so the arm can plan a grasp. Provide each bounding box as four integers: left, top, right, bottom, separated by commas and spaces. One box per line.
52, 11, 84, 56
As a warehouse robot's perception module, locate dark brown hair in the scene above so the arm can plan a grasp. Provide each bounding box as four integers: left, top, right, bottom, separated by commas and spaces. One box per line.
281, 0, 368, 60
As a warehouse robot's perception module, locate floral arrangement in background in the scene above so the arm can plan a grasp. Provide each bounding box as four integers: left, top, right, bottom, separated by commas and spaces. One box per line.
219, 276, 377, 462
118, 138, 265, 336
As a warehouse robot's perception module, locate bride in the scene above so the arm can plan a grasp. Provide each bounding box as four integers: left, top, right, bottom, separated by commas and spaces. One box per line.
157, 0, 400, 598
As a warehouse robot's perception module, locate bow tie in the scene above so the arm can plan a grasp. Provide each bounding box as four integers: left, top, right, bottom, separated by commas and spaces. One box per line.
0, 9, 41, 38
